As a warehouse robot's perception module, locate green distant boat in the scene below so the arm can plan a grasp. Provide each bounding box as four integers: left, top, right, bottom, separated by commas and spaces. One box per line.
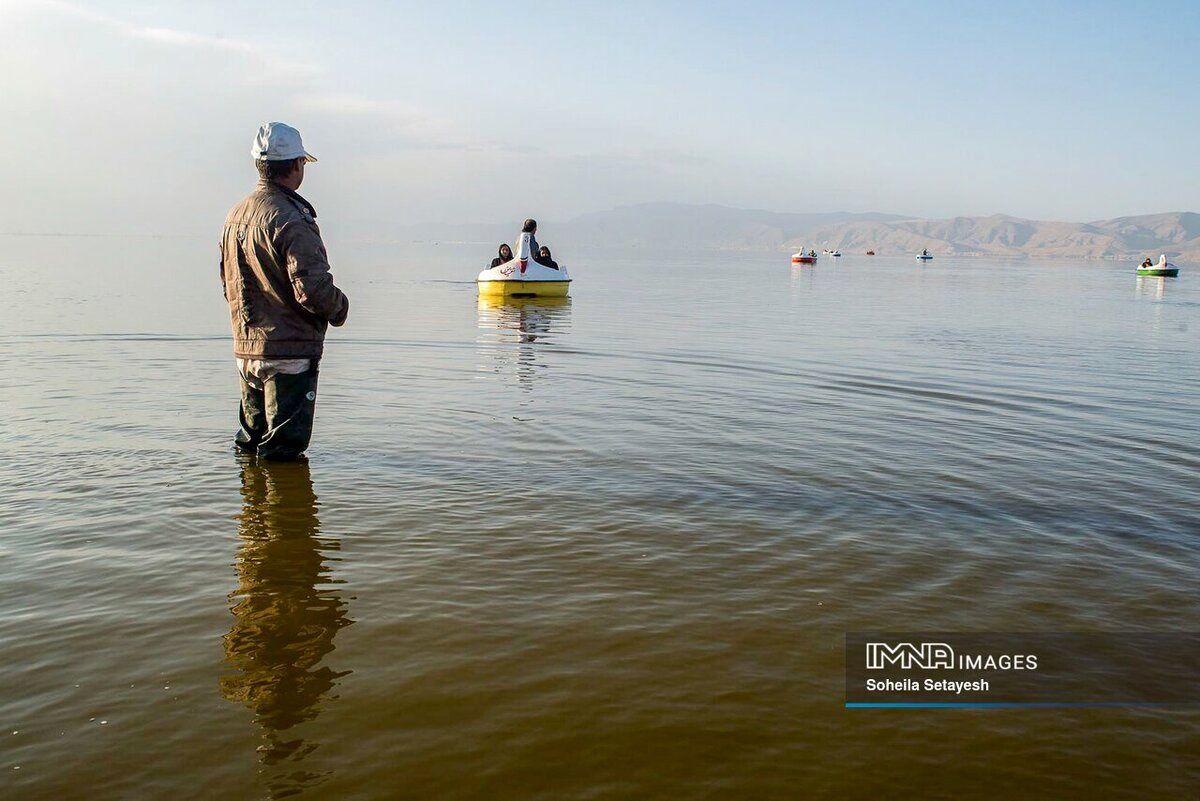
1137, 255, 1179, 277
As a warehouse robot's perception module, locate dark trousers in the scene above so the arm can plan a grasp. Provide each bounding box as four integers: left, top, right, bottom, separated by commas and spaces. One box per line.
235, 361, 320, 460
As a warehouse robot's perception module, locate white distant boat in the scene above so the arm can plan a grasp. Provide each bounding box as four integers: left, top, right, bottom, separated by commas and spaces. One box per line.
916, 251, 933, 261
829, 250, 842, 257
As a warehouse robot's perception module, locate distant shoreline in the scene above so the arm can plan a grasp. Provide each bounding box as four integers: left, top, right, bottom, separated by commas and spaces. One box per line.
0, 231, 1178, 262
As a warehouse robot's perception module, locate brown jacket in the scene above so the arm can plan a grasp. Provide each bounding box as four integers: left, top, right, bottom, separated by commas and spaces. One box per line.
220, 180, 349, 359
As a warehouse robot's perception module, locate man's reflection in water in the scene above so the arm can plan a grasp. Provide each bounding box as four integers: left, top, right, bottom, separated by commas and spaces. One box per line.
221, 457, 352, 797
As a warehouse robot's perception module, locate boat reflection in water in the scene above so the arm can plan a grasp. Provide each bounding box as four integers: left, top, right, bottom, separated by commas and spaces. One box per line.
1135, 275, 1169, 300
476, 295, 572, 392
221, 458, 352, 798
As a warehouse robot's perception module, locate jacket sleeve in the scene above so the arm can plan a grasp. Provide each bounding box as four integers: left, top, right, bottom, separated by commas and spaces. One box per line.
219, 238, 227, 301
275, 219, 350, 326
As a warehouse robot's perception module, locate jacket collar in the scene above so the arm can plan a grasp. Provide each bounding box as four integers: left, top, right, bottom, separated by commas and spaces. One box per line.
258, 179, 317, 220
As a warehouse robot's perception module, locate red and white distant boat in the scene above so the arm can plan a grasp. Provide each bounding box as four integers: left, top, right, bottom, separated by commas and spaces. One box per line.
791, 249, 818, 264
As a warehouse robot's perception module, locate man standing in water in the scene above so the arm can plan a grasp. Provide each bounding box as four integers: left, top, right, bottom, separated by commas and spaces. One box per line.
220, 122, 349, 460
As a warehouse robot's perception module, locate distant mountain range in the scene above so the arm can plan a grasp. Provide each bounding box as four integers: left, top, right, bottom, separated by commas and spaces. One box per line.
792, 210, 1200, 261
405, 203, 1200, 261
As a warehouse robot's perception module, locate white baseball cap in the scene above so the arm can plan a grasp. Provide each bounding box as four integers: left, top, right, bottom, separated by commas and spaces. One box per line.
251, 122, 317, 162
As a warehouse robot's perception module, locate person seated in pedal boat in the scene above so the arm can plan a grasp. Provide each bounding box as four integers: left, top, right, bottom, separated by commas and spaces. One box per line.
522, 218, 541, 256
490, 243, 513, 268
537, 245, 560, 270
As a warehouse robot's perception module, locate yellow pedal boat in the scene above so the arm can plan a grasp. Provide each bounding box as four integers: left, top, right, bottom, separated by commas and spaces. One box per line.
477, 232, 571, 298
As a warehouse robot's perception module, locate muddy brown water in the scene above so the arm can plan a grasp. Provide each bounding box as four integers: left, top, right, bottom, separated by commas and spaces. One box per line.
1, 237, 1197, 799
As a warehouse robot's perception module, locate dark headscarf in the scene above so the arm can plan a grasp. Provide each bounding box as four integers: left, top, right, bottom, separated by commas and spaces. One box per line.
490, 243, 513, 268
537, 245, 559, 270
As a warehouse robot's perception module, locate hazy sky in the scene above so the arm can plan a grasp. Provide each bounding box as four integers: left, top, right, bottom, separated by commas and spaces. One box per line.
2, 0, 1198, 235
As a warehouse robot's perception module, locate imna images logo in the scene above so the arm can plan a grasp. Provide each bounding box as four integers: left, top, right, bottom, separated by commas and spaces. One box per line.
866, 642, 955, 670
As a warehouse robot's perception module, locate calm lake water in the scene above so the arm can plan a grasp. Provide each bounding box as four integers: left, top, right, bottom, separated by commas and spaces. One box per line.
1, 235, 1197, 799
